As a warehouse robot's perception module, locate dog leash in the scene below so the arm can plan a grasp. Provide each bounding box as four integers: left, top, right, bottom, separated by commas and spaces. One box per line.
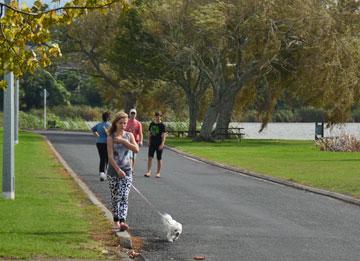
131, 184, 164, 217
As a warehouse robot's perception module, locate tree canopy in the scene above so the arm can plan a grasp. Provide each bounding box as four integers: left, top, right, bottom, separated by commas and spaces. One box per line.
7, 0, 360, 139
0, 0, 127, 89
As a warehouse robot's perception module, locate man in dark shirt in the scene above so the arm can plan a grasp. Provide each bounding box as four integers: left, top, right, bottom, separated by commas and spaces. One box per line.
145, 111, 166, 178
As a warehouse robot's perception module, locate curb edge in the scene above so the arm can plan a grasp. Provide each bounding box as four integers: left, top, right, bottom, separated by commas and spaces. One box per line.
44, 136, 134, 249
165, 146, 360, 207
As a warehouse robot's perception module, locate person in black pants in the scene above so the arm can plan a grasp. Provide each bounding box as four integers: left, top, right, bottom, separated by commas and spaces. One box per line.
145, 111, 166, 178
91, 111, 111, 181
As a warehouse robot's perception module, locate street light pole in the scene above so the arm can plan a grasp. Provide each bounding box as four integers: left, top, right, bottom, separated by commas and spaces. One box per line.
3, 73, 15, 200
14, 79, 19, 144
2, 0, 15, 200
44, 88, 47, 129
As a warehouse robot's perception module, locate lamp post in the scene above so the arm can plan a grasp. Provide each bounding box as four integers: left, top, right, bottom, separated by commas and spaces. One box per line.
44, 88, 47, 129
41, 88, 49, 129
14, 79, 19, 144
2, 0, 15, 200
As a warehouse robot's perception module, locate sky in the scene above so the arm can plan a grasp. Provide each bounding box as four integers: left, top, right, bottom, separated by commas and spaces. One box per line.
23, 0, 68, 7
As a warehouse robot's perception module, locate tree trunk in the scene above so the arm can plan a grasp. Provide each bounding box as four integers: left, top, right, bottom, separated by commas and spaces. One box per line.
123, 92, 137, 113
177, 69, 209, 138
187, 94, 198, 137
214, 90, 236, 138
197, 101, 219, 141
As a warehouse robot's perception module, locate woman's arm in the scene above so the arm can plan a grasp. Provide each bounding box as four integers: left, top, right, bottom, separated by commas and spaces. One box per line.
91, 124, 99, 137
139, 123, 143, 146
107, 136, 126, 177
129, 133, 140, 153
115, 133, 139, 153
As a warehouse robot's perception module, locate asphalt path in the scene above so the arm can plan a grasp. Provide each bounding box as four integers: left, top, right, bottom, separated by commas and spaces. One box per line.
43, 131, 360, 261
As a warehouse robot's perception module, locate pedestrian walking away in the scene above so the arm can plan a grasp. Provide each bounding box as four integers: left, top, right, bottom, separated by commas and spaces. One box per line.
145, 111, 166, 178
125, 108, 143, 174
107, 111, 139, 231
91, 111, 111, 181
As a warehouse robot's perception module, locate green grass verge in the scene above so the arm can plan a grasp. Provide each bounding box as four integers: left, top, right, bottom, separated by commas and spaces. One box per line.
0, 131, 113, 259
166, 138, 360, 198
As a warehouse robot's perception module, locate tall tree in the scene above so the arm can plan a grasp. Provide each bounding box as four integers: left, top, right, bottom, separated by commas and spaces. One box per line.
107, 2, 164, 112
141, 0, 211, 136
53, 6, 123, 106
20, 69, 70, 109
186, 0, 360, 140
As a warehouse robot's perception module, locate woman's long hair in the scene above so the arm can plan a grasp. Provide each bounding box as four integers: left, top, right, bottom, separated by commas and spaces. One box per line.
108, 111, 128, 136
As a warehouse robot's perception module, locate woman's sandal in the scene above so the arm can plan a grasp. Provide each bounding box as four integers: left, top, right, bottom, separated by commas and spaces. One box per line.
155, 173, 161, 178
144, 173, 151, 177
120, 222, 129, 231
113, 226, 121, 232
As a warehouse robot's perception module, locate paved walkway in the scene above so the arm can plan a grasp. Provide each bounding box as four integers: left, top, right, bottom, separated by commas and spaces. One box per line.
43, 131, 360, 261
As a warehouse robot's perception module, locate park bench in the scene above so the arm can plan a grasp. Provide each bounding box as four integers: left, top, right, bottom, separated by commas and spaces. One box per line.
166, 128, 245, 141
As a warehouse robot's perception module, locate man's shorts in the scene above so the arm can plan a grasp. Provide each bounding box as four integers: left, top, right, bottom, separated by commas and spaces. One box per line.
148, 143, 163, 160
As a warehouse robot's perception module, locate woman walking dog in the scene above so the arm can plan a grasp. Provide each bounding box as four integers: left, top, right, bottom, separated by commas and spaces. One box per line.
107, 111, 139, 231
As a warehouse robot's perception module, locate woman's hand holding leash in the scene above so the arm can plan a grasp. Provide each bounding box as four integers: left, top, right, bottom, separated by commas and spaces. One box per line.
116, 168, 126, 178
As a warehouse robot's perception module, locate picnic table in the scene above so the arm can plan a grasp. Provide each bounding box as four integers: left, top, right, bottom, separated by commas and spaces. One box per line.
214, 127, 245, 141
166, 127, 245, 141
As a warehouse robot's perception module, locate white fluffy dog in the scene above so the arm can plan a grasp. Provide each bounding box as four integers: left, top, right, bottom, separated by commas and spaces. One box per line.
161, 213, 183, 242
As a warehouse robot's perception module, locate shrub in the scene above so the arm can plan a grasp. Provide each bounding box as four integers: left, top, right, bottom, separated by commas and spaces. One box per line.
239, 110, 258, 122
273, 110, 295, 122
19, 111, 43, 129
49, 105, 104, 121
316, 133, 360, 152
351, 109, 360, 122
19, 111, 90, 131
164, 121, 189, 131
295, 107, 325, 122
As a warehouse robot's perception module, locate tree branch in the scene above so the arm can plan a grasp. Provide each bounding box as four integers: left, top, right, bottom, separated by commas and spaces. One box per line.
0, 0, 121, 16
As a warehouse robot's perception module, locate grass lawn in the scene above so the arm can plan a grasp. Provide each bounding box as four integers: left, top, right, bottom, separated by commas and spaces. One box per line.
0, 131, 119, 259
166, 138, 360, 198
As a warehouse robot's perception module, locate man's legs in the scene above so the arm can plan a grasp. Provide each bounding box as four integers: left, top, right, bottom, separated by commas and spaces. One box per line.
96, 143, 108, 181
145, 144, 156, 177
156, 159, 162, 177
155, 147, 163, 178
145, 157, 152, 177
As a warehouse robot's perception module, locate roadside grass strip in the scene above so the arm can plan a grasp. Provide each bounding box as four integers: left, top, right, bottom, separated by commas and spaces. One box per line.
167, 138, 360, 198
0, 131, 113, 259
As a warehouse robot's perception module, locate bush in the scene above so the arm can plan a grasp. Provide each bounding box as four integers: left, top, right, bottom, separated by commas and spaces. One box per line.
316, 133, 360, 152
49, 105, 104, 121
19, 111, 90, 131
272, 110, 295, 122
239, 110, 258, 122
295, 107, 325, 122
55, 120, 89, 130
164, 121, 189, 131
351, 109, 360, 122
19, 111, 44, 129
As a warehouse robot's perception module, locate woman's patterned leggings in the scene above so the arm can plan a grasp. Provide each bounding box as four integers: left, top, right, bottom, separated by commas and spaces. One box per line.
107, 174, 133, 222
